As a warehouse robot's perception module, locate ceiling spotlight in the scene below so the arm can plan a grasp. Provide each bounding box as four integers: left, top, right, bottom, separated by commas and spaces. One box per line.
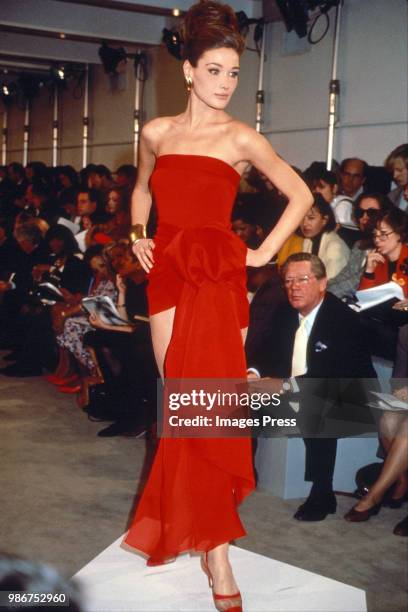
0, 82, 14, 105
98, 42, 127, 75
162, 28, 182, 60
59, 32, 66, 39
276, 0, 339, 39
172, 8, 181, 17
50, 65, 66, 82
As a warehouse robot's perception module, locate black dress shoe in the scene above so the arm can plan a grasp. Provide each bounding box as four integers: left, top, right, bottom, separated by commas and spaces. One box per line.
382, 491, 407, 509
294, 494, 337, 522
393, 515, 408, 537
97, 422, 147, 438
344, 503, 381, 522
3, 350, 20, 362
0, 363, 42, 377
383, 497, 405, 509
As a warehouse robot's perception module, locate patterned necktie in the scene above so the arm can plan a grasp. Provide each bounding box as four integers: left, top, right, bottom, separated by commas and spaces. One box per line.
291, 317, 308, 378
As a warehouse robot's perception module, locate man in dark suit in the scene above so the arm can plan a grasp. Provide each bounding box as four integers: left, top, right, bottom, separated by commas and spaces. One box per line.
249, 252, 376, 521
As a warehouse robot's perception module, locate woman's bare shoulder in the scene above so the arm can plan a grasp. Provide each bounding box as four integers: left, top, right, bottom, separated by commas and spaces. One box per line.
142, 116, 183, 152
228, 118, 266, 147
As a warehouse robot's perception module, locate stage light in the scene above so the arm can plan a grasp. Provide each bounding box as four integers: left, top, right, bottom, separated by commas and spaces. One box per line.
0, 82, 17, 105
172, 8, 181, 17
276, 0, 340, 39
98, 42, 127, 75
59, 33, 66, 39
162, 28, 182, 60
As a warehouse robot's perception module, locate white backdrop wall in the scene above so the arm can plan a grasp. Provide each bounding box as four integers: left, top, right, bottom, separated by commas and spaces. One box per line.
0, 41, 258, 171
1, 0, 406, 171
262, 0, 408, 169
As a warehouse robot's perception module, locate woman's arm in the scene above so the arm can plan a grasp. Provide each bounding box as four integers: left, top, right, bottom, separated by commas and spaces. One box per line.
131, 121, 159, 226
115, 274, 129, 321
359, 250, 386, 290
89, 313, 134, 333
130, 121, 162, 271
236, 125, 313, 266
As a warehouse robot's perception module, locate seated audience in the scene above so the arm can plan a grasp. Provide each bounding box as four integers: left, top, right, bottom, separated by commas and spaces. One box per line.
88, 164, 114, 198
328, 193, 392, 299
75, 188, 104, 251
345, 324, 407, 536
360, 208, 408, 296
248, 253, 376, 521
4, 162, 28, 216
385, 143, 408, 212
25, 161, 49, 183
231, 200, 266, 249
304, 162, 358, 247
25, 180, 57, 225
1, 225, 91, 377
115, 164, 137, 191
50, 244, 117, 392
339, 157, 368, 201
358, 207, 408, 360
278, 195, 349, 279
106, 186, 131, 238
83, 240, 158, 437
245, 263, 286, 366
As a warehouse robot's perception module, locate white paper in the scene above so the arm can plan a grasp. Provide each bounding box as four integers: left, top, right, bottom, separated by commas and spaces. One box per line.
354, 281, 404, 311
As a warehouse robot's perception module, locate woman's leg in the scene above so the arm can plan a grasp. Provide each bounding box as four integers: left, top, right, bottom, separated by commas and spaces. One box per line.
206, 543, 240, 599
204, 326, 249, 598
50, 347, 72, 377
150, 310, 244, 596
149, 307, 176, 379
355, 416, 408, 510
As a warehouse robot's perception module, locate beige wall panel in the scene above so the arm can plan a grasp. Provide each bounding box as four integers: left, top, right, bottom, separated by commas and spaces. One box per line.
2, 38, 259, 169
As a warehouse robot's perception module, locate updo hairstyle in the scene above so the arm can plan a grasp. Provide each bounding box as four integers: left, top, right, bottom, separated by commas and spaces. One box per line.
181, 0, 245, 66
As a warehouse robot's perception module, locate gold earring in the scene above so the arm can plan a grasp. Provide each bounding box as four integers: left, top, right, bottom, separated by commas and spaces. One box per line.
185, 75, 193, 92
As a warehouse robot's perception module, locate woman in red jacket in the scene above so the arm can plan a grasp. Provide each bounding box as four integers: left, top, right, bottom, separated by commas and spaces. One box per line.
359, 207, 408, 297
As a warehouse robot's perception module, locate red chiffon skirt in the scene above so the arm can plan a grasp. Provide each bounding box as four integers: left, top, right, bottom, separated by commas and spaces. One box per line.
124, 224, 255, 562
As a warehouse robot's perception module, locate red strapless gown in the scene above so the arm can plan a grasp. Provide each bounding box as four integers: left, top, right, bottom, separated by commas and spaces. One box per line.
124, 154, 255, 562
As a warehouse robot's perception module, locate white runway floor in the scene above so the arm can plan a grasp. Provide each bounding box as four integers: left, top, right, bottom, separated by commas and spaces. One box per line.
74, 536, 367, 612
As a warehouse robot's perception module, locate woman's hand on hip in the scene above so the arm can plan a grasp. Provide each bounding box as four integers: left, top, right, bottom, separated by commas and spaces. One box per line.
132, 238, 155, 273
246, 247, 271, 268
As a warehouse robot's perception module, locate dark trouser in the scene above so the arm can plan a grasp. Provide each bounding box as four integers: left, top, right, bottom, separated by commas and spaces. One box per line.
84, 326, 158, 427
15, 306, 57, 371
303, 438, 338, 493
393, 324, 408, 379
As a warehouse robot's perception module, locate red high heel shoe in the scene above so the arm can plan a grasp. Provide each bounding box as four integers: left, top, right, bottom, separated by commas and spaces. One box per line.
46, 373, 80, 386
58, 384, 82, 394
200, 553, 242, 612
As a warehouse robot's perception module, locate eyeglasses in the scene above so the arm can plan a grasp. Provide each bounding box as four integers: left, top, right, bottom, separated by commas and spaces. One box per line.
355, 208, 380, 220
284, 275, 316, 287
372, 230, 394, 242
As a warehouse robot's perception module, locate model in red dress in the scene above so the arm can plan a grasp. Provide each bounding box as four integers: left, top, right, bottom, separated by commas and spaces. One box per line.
124, 3, 313, 610
125, 153, 255, 558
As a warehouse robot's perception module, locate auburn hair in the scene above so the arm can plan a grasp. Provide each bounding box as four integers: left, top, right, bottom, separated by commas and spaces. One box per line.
181, 1, 245, 66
